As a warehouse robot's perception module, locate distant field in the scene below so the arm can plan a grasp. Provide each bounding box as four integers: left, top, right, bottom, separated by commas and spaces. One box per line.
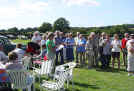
12, 39, 30, 45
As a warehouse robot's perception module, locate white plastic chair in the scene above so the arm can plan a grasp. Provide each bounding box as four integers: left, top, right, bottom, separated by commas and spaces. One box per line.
54, 62, 76, 88
41, 68, 70, 91
33, 60, 55, 84
7, 70, 35, 91
33, 60, 54, 76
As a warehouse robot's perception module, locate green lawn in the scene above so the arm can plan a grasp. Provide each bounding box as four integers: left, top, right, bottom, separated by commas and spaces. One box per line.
34, 67, 134, 91
12, 39, 134, 91
12, 39, 30, 45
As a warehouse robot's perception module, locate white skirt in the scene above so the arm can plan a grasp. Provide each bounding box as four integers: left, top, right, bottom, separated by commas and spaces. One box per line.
127, 56, 134, 72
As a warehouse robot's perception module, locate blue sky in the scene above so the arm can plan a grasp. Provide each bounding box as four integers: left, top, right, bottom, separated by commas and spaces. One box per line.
0, 0, 134, 29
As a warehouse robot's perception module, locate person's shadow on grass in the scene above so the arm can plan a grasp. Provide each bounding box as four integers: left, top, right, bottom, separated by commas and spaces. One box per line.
73, 82, 100, 89
95, 67, 126, 73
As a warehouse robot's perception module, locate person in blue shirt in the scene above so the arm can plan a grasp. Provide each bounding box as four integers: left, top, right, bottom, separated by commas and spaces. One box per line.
76, 34, 86, 66
65, 33, 75, 61
54, 31, 64, 65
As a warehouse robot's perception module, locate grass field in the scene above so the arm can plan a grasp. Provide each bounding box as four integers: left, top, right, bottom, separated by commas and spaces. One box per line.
12, 39, 134, 91
12, 39, 31, 45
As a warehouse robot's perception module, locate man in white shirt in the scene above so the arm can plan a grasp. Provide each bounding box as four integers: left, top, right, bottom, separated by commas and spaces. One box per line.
31, 31, 41, 45
0, 43, 8, 63
13, 43, 25, 63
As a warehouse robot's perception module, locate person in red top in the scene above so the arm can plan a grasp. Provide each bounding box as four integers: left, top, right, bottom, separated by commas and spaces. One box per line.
121, 33, 129, 67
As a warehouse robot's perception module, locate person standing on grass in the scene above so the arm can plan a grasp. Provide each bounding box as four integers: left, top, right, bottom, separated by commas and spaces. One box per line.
94, 33, 100, 67
54, 31, 64, 65
77, 34, 86, 66
86, 34, 95, 69
89, 32, 99, 67
40, 34, 47, 58
98, 32, 106, 67
63, 33, 68, 60
127, 39, 134, 76
90, 32, 99, 67
101, 34, 112, 68
75, 32, 80, 63
65, 33, 75, 61
121, 33, 129, 67
111, 34, 122, 71
46, 32, 56, 61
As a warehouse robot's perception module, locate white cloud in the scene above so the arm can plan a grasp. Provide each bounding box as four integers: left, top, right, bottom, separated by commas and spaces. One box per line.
19, 0, 48, 15
63, 0, 100, 7
0, 0, 49, 18
0, 0, 49, 28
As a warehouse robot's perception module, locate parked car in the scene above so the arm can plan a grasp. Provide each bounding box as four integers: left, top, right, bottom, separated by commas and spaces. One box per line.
0, 36, 16, 55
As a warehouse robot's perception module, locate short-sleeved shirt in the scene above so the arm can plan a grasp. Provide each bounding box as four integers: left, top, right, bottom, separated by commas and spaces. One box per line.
126, 39, 134, 48
65, 38, 75, 48
54, 37, 64, 46
41, 40, 46, 46
102, 39, 112, 55
74, 37, 79, 45
13, 48, 25, 63
111, 40, 121, 52
46, 39, 55, 53
41, 40, 46, 50
127, 45, 134, 58
99, 37, 105, 47
76, 38, 86, 52
31, 36, 41, 44
121, 38, 128, 49
46, 39, 55, 60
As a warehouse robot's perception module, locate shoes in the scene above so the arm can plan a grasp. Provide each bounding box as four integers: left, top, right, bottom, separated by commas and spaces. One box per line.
101, 66, 105, 69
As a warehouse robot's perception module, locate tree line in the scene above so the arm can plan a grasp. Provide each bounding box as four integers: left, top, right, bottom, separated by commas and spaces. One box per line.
0, 17, 134, 38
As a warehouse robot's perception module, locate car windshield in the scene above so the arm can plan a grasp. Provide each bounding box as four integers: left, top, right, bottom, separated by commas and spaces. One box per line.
0, 37, 11, 45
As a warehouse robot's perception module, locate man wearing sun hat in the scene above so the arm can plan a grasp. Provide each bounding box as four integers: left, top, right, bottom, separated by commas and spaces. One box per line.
126, 34, 134, 48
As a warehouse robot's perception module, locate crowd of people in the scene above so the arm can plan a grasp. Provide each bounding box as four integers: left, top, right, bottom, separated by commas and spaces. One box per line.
0, 30, 134, 86
30, 31, 134, 76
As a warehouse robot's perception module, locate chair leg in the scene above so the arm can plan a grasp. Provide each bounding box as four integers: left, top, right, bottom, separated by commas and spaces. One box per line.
72, 80, 74, 89
32, 84, 35, 91
67, 80, 69, 88
28, 86, 31, 91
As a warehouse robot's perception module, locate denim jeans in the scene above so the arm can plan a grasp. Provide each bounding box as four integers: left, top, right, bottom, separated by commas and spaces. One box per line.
55, 49, 64, 65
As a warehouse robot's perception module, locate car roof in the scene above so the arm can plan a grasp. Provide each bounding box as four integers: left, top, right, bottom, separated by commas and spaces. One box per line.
0, 35, 8, 39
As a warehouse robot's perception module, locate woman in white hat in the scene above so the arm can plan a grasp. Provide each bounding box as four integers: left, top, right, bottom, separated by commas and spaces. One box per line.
127, 39, 134, 76
31, 31, 41, 45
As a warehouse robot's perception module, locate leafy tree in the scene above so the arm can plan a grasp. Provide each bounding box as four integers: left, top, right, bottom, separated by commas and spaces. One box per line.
7, 27, 19, 35
38, 22, 52, 33
53, 17, 70, 32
